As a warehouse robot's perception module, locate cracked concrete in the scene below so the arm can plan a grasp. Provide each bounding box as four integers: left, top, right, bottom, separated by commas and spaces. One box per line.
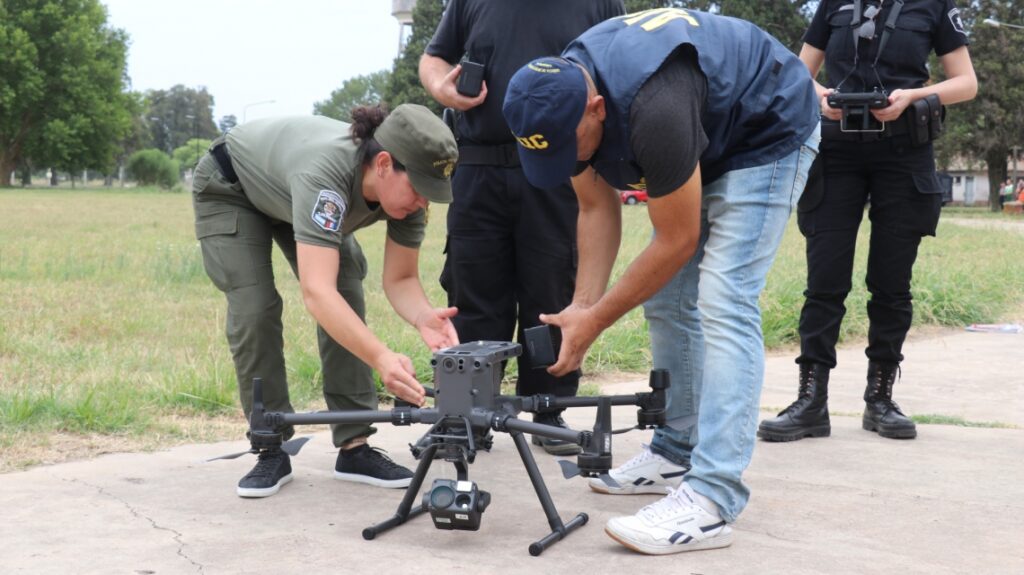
70, 476, 204, 573
1, 329, 1022, 574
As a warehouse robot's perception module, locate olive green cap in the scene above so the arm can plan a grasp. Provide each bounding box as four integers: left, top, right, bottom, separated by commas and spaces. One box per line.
375, 104, 457, 203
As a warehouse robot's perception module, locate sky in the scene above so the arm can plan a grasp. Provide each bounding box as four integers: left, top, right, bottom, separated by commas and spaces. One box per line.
101, 0, 404, 123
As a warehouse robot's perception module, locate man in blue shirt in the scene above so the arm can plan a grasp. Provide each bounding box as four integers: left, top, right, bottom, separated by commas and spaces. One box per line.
503, 8, 819, 554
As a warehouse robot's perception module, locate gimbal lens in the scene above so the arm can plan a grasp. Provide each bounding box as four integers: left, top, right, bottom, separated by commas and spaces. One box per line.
430, 485, 456, 508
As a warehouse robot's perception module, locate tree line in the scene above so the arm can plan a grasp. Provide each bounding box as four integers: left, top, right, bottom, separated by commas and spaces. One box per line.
0, 1, 230, 187
317, 0, 1024, 211
3, 0, 1023, 206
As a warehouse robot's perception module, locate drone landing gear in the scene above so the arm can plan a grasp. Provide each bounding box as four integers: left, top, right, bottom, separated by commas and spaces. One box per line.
362, 427, 585, 556
509, 430, 588, 556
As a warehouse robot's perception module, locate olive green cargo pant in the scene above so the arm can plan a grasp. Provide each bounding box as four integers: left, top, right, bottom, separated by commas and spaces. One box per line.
191, 152, 377, 447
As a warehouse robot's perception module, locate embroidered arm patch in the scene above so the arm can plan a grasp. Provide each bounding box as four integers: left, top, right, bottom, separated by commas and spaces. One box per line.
312, 189, 345, 232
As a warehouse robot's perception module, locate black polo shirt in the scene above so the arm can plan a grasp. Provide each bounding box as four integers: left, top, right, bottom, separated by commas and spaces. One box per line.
425, 0, 623, 145
805, 0, 969, 92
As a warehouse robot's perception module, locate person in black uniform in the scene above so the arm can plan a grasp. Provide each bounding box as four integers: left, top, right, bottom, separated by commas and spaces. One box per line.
758, 0, 976, 443
418, 0, 623, 455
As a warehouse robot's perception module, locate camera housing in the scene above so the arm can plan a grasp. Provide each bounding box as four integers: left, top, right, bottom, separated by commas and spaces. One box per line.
423, 478, 491, 531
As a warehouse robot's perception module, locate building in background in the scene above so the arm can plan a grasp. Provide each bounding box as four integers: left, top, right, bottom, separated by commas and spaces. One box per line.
392, 0, 416, 53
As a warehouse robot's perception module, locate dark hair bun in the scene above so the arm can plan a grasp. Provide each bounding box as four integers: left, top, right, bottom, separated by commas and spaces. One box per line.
349, 104, 389, 141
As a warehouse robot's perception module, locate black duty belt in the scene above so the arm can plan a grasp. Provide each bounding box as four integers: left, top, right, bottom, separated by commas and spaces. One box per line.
821, 112, 910, 143
210, 141, 239, 184
457, 143, 521, 167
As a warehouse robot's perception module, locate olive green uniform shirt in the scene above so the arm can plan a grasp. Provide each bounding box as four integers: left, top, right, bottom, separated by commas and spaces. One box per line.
226, 115, 426, 249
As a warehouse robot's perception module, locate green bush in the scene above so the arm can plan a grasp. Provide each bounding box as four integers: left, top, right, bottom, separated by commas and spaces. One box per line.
127, 149, 180, 189
173, 139, 212, 171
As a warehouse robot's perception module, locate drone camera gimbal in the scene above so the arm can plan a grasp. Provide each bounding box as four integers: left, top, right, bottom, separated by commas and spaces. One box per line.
236, 341, 673, 556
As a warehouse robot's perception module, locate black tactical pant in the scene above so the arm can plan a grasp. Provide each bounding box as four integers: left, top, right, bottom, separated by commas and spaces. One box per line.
192, 153, 377, 447
441, 162, 579, 397
796, 136, 942, 367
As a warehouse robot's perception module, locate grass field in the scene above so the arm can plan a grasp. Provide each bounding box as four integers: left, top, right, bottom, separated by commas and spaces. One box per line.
2, 187, 1023, 469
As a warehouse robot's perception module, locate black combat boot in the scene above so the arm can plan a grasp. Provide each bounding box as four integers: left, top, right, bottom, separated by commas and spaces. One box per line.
757, 363, 831, 442
862, 361, 917, 439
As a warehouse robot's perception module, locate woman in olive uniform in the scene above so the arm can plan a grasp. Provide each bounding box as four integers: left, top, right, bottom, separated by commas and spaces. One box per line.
759, 0, 976, 443
192, 104, 459, 497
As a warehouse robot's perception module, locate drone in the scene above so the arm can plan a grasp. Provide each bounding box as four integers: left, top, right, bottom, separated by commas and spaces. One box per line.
215, 339, 687, 556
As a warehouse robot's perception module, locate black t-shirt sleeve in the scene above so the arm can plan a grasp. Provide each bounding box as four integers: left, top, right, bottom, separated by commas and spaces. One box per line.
803, 0, 831, 50
425, 0, 464, 63
629, 49, 708, 199
934, 0, 970, 56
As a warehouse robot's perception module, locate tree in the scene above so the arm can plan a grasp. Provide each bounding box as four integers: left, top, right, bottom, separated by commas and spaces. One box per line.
384, 0, 445, 114
145, 85, 218, 154
0, 0, 134, 186
173, 138, 212, 171
218, 115, 237, 134
624, 0, 710, 13
622, 1, 813, 51
937, 1, 1024, 211
107, 91, 152, 185
719, 1, 815, 52
315, 70, 391, 121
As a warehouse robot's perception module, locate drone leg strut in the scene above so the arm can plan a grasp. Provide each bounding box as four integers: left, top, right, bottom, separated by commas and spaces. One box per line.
361, 443, 438, 540
509, 431, 588, 556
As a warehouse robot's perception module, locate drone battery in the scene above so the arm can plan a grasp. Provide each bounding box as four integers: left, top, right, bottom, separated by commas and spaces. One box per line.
456, 60, 485, 97
524, 324, 560, 368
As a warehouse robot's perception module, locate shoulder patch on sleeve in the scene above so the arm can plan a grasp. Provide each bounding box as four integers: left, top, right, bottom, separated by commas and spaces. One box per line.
312, 189, 345, 232
948, 8, 966, 35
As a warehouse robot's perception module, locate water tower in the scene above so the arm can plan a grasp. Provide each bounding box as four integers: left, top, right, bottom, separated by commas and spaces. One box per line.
392, 0, 416, 53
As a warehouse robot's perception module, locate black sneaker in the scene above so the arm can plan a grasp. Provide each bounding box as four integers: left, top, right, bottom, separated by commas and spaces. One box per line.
532, 413, 583, 456
334, 444, 414, 488
237, 449, 292, 498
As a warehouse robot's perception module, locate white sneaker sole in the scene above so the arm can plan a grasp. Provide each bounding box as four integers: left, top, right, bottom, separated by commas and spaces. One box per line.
589, 481, 674, 495
334, 471, 412, 489
605, 525, 734, 555
236, 473, 292, 498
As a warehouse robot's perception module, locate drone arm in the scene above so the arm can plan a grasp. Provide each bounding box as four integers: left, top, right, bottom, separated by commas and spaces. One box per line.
491, 414, 586, 445
265, 407, 435, 428
523, 393, 644, 411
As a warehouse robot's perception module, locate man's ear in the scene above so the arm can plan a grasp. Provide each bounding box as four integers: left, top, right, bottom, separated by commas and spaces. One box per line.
588, 94, 606, 122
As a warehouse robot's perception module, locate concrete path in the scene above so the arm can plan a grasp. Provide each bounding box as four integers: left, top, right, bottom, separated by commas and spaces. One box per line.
2, 328, 1022, 574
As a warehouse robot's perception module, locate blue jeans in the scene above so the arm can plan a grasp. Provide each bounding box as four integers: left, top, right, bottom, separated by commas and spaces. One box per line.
645, 127, 820, 522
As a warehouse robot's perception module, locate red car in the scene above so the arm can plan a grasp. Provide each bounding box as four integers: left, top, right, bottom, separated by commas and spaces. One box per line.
620, 189, 649, 205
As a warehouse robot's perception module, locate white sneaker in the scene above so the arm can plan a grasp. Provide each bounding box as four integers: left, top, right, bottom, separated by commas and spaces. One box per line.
588, 444, 687, 495
604, 483, 733, 555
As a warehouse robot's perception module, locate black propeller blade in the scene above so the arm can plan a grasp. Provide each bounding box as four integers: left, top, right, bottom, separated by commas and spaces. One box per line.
557, 459, 621, 489
206, 448, 256, 462
206, 436, 312, 462
280, 436, 311, 456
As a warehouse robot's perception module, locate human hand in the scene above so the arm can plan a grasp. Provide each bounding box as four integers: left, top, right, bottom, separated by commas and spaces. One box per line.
820, 89, 842, 121
538, 303, 603, 377
873, 88, 914, 122
415, 306, 460, 351
374, 351, 426, 406
432, 64, 488, 111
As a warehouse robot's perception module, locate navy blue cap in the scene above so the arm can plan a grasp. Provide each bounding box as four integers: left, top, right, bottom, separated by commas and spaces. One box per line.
502, 57, 587, 190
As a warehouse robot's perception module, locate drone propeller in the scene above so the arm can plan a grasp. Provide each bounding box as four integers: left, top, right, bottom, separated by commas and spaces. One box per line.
557, 459, 621, 489
206, 436, 312, 462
